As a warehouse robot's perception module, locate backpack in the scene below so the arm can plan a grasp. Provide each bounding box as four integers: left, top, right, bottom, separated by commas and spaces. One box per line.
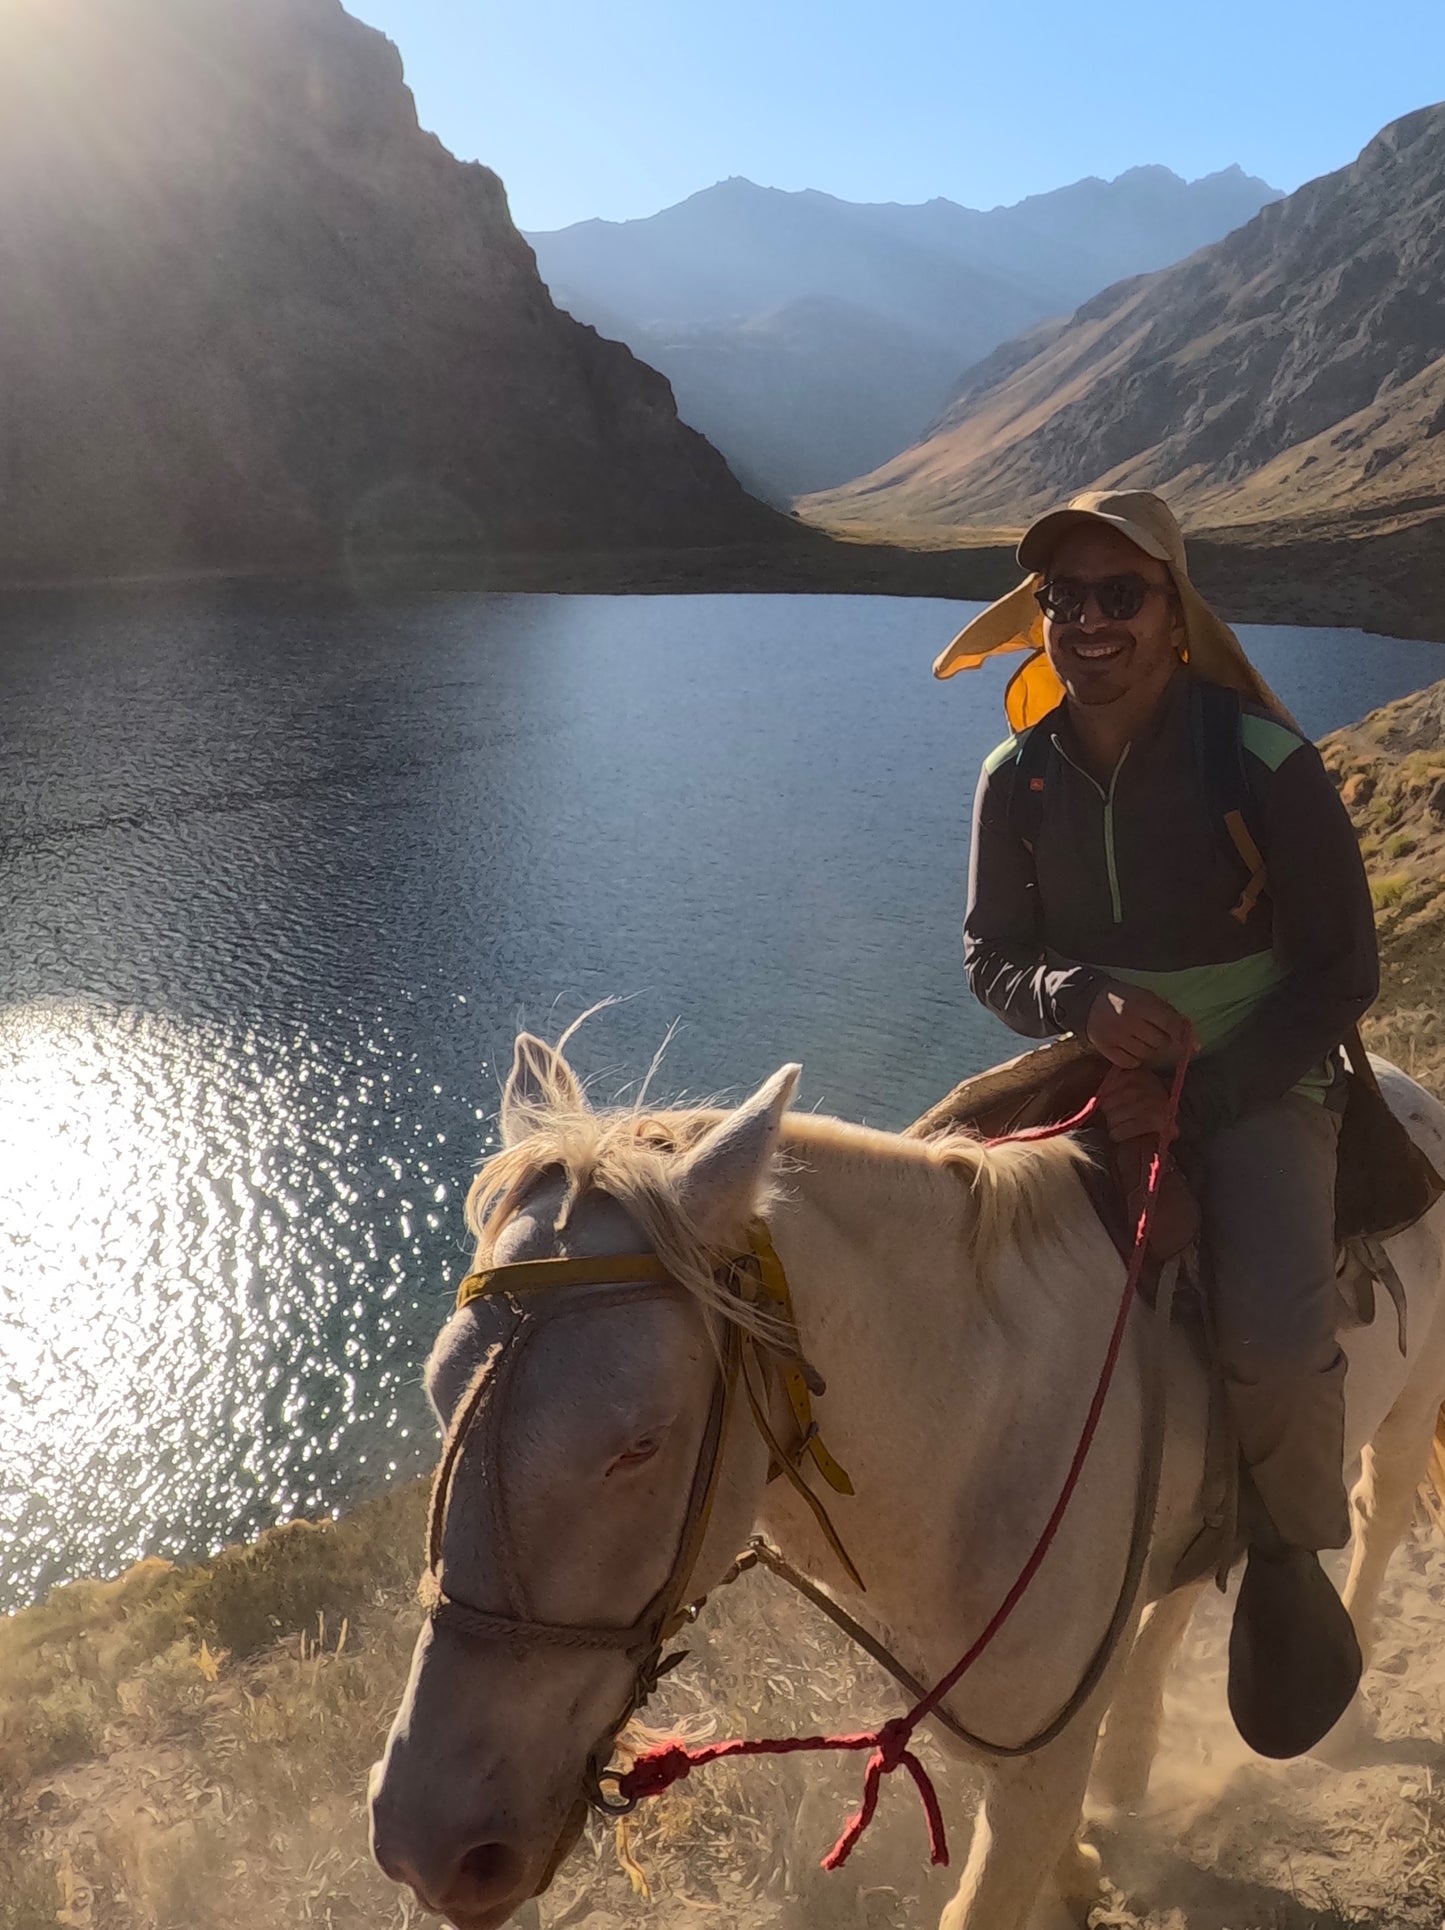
1004, 679, 1269, 925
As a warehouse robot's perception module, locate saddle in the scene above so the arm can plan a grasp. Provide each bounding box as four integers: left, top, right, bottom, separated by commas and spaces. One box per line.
907, 1030, 1444, 1602
906, 1027, 1443, 1270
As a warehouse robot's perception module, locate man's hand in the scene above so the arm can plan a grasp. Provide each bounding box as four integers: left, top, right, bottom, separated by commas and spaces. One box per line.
1086, 983, 1197, 1069
1097, 1065, 1179, 1144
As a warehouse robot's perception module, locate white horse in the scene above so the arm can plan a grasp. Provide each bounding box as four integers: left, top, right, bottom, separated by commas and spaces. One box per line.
369, 1033, 1445, 1930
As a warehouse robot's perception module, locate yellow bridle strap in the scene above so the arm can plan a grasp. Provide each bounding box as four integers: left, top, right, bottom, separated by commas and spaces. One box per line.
745, 1221, 856, 1500
456, 1253, 671, 1308
457, 1232, 855, 1497
738, 1337, 865, 1589
451, 1224, 863, 1590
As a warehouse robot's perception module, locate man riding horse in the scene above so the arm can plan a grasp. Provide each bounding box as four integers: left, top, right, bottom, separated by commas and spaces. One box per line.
940, 488, 1379, 1747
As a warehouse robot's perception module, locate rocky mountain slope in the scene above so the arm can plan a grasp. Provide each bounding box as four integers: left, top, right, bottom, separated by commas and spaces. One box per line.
527, 168, 1280, 500
804, 104, 1445, 540
0, 0, 782, 585
1324, 677, 1445, 1093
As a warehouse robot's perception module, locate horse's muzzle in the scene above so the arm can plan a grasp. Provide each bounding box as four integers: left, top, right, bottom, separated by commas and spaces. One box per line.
369, 1759, 586, 1926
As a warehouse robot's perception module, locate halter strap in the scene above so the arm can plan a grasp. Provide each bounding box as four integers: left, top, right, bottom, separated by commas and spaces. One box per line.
456, 1252, 671, 1306
426, 1262, 744, 1667
425, 1224, 862, 1820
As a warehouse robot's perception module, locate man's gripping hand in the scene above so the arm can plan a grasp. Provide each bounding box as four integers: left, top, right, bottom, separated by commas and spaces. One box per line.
1096, 1066, 1180, 1144
1086, 983, 1197, 1070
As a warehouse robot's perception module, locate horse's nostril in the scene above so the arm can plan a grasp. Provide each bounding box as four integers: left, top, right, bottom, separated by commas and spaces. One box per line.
455, 1839, 526, 1903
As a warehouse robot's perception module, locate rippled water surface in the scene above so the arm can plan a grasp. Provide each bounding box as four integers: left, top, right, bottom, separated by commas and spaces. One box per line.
3, 586, 1441, 1606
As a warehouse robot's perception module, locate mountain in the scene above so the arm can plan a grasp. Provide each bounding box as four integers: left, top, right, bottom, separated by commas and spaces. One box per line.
804, 105, 1445, 537
0, 0, 781, 586
525, 168, 1282, 500
605, 296, 969, 503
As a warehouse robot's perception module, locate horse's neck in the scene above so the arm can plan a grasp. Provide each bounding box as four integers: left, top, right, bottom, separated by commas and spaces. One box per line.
758, 1130, 1129, 1616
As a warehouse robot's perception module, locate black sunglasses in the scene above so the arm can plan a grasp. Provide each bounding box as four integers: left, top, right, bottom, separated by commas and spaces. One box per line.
1034, 573, 1174, 625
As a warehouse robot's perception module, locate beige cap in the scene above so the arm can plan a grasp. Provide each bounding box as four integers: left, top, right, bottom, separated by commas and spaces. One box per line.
933, 488, 1289, 732
1015, 488, 1178, 572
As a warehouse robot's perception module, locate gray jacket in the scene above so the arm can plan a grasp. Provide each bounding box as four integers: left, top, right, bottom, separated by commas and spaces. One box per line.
963, 672, 1378, 1140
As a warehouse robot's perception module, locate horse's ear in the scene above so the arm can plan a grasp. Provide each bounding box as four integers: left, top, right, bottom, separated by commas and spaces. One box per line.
500, 1033, 587, 1145
674, 1063, 800, 1245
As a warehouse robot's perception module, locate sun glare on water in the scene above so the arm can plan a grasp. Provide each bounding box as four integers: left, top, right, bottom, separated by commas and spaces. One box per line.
0, 999, 434, 1609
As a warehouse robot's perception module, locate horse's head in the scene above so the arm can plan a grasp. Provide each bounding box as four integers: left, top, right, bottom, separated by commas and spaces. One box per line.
369, 1033, 798, 1927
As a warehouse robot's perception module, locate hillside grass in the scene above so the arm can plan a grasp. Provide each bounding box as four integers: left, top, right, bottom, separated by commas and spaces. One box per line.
0, 1488, 435, 1930
1321, 693, 1445, 1092
2, 1479, 957, 1930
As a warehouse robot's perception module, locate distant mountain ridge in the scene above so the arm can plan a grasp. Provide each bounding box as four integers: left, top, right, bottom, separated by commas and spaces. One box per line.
804, 104, 1445, 538
526, 167, 1282, 499
0, 0, 780, 585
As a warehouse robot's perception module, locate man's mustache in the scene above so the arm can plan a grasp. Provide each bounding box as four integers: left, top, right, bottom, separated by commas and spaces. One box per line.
1058, 628, 1134, 650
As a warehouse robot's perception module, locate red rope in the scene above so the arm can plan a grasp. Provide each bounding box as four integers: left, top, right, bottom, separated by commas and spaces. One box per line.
615, 1057, 1187, 1868
984, 1093, 1100, 1144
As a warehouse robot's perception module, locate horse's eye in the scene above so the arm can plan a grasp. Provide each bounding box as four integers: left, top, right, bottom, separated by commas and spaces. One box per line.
606, 1435, 661, 1476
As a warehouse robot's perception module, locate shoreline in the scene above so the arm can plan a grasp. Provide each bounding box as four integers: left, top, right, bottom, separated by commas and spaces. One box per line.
2, 512, 1442, 642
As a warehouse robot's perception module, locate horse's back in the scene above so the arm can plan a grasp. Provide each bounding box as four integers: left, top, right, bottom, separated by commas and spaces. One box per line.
1339, 1057, 1445, 1451
1374, 1054, 1445, 1171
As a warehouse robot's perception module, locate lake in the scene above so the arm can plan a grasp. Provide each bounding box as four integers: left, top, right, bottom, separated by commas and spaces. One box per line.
2, 587, 1441, 1608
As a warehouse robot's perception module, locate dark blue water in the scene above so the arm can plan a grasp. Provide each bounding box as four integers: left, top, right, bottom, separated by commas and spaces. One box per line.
2, 587, 1440, 1607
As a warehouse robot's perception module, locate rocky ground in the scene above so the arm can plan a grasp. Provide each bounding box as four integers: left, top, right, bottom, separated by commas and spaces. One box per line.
764, 507, 1445, 645
1324, 679, 1445, 1094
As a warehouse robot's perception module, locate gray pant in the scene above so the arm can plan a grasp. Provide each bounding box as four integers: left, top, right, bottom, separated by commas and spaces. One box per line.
1199, 1093, 1350, 1551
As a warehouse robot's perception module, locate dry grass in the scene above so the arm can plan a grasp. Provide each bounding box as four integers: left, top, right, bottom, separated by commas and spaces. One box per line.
9, 1489, 1445, 1930
0, 1487, 436, 1930
2, 1480, 963, 1930
1369, 870, 1413, 911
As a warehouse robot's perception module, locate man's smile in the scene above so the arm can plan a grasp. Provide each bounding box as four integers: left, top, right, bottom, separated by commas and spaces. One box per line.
1060, 633, 1132, 664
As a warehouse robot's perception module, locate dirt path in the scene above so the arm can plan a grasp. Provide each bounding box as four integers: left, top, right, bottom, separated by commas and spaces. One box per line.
526, 1525, 1445, 1930
1093, 1520, 1445, 1930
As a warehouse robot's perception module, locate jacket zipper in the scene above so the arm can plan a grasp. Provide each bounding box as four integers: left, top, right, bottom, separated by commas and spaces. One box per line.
1051, 735, 1131, 925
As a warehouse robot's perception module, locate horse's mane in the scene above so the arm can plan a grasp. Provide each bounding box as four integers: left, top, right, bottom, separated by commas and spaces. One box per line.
465, 1064, 1088, 1336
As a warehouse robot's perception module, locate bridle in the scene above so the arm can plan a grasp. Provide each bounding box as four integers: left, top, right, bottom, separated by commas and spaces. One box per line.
419, 1244, 769, 1829
412, 1065, 1188, 1887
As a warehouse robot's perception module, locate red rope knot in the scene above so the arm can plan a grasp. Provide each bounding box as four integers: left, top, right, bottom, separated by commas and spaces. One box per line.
821, 1718, 948, 1871
616, 1743, 697, 1802
873, 1715, 912, 1773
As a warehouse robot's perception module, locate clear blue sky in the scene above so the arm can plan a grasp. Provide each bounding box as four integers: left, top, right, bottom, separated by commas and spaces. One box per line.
347, 0, 1445, 232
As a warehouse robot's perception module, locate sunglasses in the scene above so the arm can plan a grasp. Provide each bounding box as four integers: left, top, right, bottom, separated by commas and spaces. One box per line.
1034, 573, 1174, 625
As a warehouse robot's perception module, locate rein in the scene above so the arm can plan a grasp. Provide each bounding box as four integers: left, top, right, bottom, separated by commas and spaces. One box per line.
610, 1056, 1189, 1871
425, 1058, 1185, 1878
421, 1226, 860, 1833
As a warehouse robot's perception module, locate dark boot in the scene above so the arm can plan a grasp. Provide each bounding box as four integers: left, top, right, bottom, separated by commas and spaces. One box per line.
1227, 1487, 1361, 1759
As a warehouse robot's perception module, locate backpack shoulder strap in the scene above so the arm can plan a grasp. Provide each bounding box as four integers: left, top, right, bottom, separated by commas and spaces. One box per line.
1188, 679, 1269, 924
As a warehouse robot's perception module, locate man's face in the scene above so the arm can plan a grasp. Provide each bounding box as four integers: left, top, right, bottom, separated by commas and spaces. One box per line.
1039, 525, 1183, 708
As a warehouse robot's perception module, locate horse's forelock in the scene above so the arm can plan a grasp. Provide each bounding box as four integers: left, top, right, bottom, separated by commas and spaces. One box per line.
464, 1095, 1086, 1347
463, 1102, 785, 1345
